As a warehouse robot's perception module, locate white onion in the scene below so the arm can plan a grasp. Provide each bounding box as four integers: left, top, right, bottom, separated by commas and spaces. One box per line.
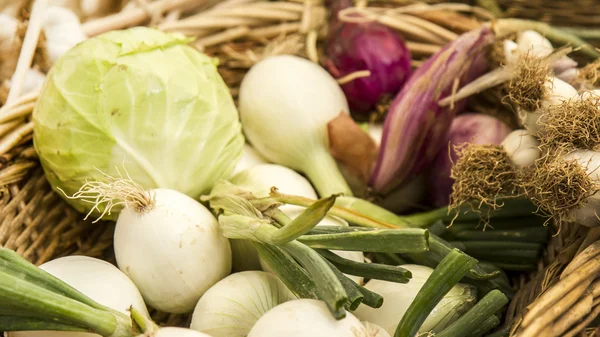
353, 264, 476, 335
230, 143, 268, 177
10, 256, 148, 337
238, 55, 352, 197
114, 188, 232, 313
362, 322, 391, 337
190, 271, 296, 337
247, 299, 368, 337
151, 327, 214, 337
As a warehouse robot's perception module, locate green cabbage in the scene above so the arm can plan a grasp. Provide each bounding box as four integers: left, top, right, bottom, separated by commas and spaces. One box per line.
33, 27, 244, 218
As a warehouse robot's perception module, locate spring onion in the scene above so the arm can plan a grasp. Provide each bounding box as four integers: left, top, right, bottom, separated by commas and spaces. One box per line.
353, 264, 476, 335
8, 255, 148, 337
238, 54, 353, 197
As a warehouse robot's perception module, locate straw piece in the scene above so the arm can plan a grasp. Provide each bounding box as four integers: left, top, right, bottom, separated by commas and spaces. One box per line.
6, 0, 47, 105
336, 71, 371, 85
392, 13, 459, 41
195, 26, 250, 49
0, 122, 33, 156
0, 90, 39, 116
406, 41, 441, 56
518, 280, 591, 336
561, 240, 600, 279
542, 293, 594, 337
562, 303, 600, 337
0, 161, 37, 186
376, 15, 446, 45
521, 255, 600, 326
247, 22, 301, 39
0, 102, 35, 125
160, 16, 264, 31
82, 0, 209, 37
0, 120, 23, 140
303, 30, 318, 64
254, 2, 305, 12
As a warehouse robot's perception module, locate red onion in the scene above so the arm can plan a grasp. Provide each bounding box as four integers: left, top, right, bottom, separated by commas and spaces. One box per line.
428, 113, 512, 207
323, 0, 411, 114
369, 27, 494, 194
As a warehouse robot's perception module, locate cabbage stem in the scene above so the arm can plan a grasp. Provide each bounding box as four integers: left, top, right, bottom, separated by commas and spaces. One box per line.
394, 249, 478, 337
317, 249, 412, 283
297, 228, 429, 253
303, 148, 353, 197
435, 290, 508, 337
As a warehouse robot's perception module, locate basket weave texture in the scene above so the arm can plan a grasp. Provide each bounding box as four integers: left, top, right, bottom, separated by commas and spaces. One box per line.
0, 0, 598, 335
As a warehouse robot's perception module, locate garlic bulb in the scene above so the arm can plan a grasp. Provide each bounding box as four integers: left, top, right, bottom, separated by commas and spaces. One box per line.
44, 6, 87, 64
517, 76, 579, 136
501, 129, 541, 168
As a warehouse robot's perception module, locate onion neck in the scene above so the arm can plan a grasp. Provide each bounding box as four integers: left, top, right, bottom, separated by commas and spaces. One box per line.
303, 148, 353, 197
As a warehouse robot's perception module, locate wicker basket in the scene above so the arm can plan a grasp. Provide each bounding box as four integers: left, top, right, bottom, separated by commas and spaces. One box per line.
0, 0, 598, 336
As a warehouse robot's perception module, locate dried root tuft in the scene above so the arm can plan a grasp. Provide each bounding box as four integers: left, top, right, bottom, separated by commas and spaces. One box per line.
59, 167, 154, 222
574, 58, 600, 89
539, 93, 600, 150
520, 152, 600, 230
449, 143, 520, 226
505, 55, 552, 113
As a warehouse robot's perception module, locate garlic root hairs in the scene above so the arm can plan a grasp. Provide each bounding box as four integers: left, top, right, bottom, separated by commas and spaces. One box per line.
574, 58, 600, 89
449, 143, 520, 228
505, 54, 552, 113
539, 93, 600, 150
520, 151, 600, 232
58, 167, 154, 222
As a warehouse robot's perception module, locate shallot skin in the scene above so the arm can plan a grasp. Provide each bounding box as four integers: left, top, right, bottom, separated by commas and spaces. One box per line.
325, 21, 411, 114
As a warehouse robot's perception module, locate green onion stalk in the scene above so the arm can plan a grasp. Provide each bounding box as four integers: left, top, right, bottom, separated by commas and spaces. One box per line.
0, 248, 157, 336
202, 186, 433, 319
